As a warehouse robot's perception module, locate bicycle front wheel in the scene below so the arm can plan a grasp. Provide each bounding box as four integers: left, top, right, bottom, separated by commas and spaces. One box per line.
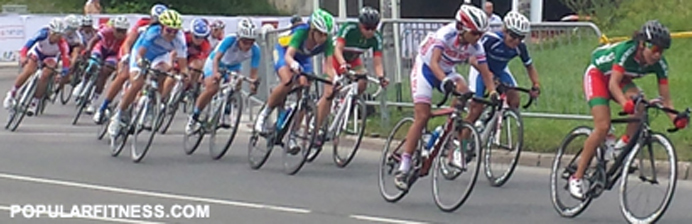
550, 126, 593, 218
130, 94, 160, 163
282, 99, 316, 175
209, 93, 243, 160
484, 108, 523, 187
332, 97, 367, 168
432, 121, 482, 212
620, 132, 677, 224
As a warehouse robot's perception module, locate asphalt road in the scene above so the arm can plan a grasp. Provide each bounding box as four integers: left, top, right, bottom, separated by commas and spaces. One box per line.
0, 70, 691, 224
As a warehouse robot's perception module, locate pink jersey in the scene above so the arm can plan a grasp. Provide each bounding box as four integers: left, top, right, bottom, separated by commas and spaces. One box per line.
96, 27, 125, 54
417, 23, 486, 73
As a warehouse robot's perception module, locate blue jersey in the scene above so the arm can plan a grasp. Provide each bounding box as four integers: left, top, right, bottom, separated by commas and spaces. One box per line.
209, 35, 261, 69
481, 31, 532, 74
132, 24, 187, 61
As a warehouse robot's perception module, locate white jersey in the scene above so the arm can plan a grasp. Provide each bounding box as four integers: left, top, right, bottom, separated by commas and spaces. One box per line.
64, 31, 83, 47
79, 28, 97, 45
417, 23, 487, 73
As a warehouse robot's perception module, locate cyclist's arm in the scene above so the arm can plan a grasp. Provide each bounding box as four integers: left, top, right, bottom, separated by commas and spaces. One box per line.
655, 62, 676, 120
58, 38, 71, 70
323, 37, 337, 79
213, 36, 235, 76
249, 44, 261, 80
120, 28, 142, 56
429, 48, 447, 81
608, 68, 629, 106
85, 34, 101, 54
518, 43, 539, 87
333, 25, 351, 66
372, 32, 385, 78
525, 64, 539, 87
284, 28, 307, 72
174, 31, 189, 74
20, 29, 48, 58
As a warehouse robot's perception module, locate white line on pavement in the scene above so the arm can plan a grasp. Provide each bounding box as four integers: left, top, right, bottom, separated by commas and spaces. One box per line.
0, 205, 165, 224
0, 172, 312, 214
350, 215, 428, 224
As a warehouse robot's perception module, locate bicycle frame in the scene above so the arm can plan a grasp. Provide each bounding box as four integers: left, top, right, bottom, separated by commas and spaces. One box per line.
478, 83, 534, 150
324, 72, 368, 139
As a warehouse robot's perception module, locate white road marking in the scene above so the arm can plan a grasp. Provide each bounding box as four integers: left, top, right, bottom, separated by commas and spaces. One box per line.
0, 172, 311, 214
0, 205, 165, 224
350, 215, 428, 224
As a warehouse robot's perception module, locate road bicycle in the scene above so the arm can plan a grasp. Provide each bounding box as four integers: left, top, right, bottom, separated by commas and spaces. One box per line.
5, 64, 59, 131
378, 89, 494, 212
550, 95, 689, 223
71, 56, 115, 125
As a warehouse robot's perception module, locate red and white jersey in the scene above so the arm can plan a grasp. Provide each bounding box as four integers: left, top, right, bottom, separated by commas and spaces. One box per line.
96, 27, 125, 53
418, 23, 486, 73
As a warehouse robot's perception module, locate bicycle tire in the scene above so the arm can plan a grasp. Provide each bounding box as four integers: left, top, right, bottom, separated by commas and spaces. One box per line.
333, 97, 367, 168
247, 103, 274, 170
96, 107, 111, 140
432, 120, 482, 212
6, 78, 37, 131
210, 93, 243, 160
160, 82, 183, 134
550, 126, 593, 218
130, 93, 160, 163
483, 108, 523, 187
72, 79, 95, 125
282, 99, 316, 175
378, 117, 414, 203
110, 110, 129, 157
59, 78, 74, 105
619, 132, 677, 224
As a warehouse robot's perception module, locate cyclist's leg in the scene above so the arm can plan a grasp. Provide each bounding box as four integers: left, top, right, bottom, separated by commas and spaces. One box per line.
117, 55, 148, 112
255, 46, 299, 132
159, 53, 176, 100
4, 54, 39, 109
618, 81, 643, 147
571, 65, 612, 199
394, 58, 433, 189
192, 61, 227, 119
461, 65, 487, 140
95, 54, 117, 99
314, 57, 342, 144
98, 55, 129, 112
499, 67, 521, 108
33, 57, 58, 100
186, 56, 204, 91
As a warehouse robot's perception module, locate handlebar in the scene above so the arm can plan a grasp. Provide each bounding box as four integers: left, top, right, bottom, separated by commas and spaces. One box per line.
220, 70, 259, 86
436, 89, 495, 108
494, 82, 535, 109
284, 72, 333, 86
617, 95, 690, 133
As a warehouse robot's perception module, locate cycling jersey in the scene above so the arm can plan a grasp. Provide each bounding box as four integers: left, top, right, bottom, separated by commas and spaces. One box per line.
411, 22, 485, 104
583, 40, 668, 107
209, 35, 222, 49
469, 31, 531, 97
129, 24, 187, 73
202, 35, 261, 79
92, 27, 125, 65
64, 31, 83, 47
79, 29, 97, 46
117, 18, 151, 60
184, 31, 211, 60
274, 23, 334, 73
20, 27, 70, 69
332, 21, 382, 71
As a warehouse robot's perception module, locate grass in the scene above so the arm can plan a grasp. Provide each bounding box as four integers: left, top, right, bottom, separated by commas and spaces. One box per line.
363, 36, 692, 161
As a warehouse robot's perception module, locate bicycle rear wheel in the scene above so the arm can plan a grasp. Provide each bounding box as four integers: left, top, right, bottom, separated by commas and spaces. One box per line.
282, 99, 316, 175
209, 93, 243, 160
332, 97, 367, 168
484, 108, 523, 187
130, 94, 160, 163
620, 133, 677, 223
378, 117, 415, 203
432, 121, 482, 212
550, 126, 593, 218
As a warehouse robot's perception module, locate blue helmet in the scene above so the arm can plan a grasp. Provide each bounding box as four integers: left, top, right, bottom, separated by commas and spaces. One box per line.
150, 4, 168, 18
191, 18, 210, 37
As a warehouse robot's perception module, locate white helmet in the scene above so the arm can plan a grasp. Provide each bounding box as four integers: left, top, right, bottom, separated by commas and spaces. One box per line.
63, 14, 80, 30
80, 15, 93, 27
111, 16, 130, 30
48, 17, 66, 33
503, 11, 530, 36
236, 17, 257, 39
455, 5, 488, 32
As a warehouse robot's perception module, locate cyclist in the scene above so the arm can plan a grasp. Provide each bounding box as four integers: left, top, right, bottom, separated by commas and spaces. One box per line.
254, 8, 337, 152
468, 11, 540, 120
92, 3, 167, 123
393, 4, 497, 190
313, 6, 388, 147
78, 16, 130, 114
2, 18, 69, 115
169, 18, 211, 100
569, 20, 688, 199
107, 9, 188, 136
209, 20, 225, 48
185, 17, 260, 133
79, 15, 97, 46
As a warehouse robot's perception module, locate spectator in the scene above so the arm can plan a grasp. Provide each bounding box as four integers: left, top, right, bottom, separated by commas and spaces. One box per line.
84, 0, 101, 15
485, 1, 502, 31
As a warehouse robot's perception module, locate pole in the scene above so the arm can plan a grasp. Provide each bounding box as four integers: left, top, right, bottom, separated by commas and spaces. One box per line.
338, 0, 347, 18
512, 0, 519, 11
358, 0, 363, 10
313, 0, 320, 10
530, 0, 542, 22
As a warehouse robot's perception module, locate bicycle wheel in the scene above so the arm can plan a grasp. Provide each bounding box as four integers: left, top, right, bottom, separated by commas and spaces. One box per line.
96, 107, 112, 140
130, 94, 160, 163
432, 121, 482, 212
620, 133, 677, 223
247, 103, 276, 170
378, 117, 415, 203
282, 99, 316, 175
72, 79, 95, 125
60, 76, 75, 105
209, 93, 243, 160
160, 82, 183, 134
332, 97, 367, 168
484, 108, 523, 187
6, 79, 37, 132
110, 110, 129, 157
550, 126, 593, 218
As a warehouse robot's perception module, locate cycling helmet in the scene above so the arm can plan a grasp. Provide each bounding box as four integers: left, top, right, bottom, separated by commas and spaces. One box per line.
150, 4, 168, 18
290, 14, 302, 24
236, 17, 257, 39
358, 6, 380, 28
309, 9, 334, 34
48, 17, 66, 34
63, 14, 80, 30
503, 11, 530, 36
80, 15, 94, 27
190, 18, 210, 37
455, 5, 488, 32
638, 20, 671, 49
111, 16, 130, 30
210, 20, 225, 30
158, 9, 183, 29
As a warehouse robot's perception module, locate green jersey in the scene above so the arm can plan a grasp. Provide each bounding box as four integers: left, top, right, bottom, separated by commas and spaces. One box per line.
335, 22, 383, 61
590, 40, 668, 80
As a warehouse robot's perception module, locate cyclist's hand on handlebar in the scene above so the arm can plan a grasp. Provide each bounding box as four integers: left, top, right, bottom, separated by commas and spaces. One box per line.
378, 76, 389, 88
622, 99, 636, 115
674, 112, 689, 129
213, 72, 223, 82
289, 61, 302, 73
440, 77, 455, 94
338, 63, 350, 75
136, 58, 148, 68
530, 85, 540, 98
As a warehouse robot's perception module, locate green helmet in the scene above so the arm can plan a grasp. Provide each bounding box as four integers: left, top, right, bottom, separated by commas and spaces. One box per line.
309, 9, 334, 34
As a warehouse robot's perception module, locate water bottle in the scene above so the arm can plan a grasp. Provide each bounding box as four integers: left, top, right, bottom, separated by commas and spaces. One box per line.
421, 133, 432, 158
424, 126, 443, 156
276, 105, 293, 129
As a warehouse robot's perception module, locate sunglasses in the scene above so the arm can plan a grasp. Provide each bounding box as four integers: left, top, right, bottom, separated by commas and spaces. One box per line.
164, 27, 179, 34
361, 24, 377, 31
193, 35, 206, 40
646, 42, 664, 54
508, 31, 525, 40
115, 28, 127, 33
455, 22, 483, 36
240, 38, 255, 45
